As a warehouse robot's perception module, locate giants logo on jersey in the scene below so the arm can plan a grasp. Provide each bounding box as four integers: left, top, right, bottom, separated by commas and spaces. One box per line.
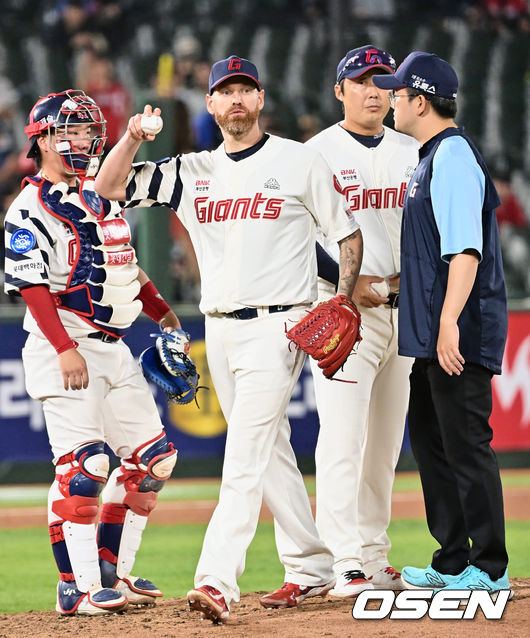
194, 193, 285, 223
334, 176, 408, 211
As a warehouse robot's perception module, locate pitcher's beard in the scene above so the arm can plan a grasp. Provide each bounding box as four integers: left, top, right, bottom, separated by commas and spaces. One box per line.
217, 105, 260, 137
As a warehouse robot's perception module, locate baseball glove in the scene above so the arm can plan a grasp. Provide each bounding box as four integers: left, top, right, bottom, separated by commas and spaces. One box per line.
286, 294, 362, 380
139, 329, 200, 405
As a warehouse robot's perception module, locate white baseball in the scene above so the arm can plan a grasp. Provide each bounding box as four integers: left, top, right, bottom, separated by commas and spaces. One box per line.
140, 114, 163, 135
370, 279, 390, 298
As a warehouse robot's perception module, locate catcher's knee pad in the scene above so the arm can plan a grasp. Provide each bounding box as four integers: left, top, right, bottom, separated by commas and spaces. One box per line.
51, 441, 109, 524
119, 432, 177, 515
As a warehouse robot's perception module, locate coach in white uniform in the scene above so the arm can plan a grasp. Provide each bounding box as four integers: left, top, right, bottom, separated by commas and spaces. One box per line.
95, 55, 363, 622
306, 45, 419, 597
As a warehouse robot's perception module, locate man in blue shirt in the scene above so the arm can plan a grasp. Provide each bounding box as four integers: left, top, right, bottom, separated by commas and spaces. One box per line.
373, 53, 511, 597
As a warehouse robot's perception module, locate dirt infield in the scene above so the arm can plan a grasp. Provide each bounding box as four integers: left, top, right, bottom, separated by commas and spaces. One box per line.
1, 478, 528, 636
1, 579, 529, 638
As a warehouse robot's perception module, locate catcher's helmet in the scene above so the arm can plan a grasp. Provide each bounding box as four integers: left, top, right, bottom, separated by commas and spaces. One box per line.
25, 89, 107, 177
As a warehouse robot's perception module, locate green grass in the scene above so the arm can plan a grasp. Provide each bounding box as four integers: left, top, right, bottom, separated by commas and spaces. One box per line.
1, 519, 528, 615
1, 469, 529, 507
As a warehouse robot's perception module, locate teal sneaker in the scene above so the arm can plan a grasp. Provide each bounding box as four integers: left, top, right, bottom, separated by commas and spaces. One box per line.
401, 564, 464, 589
435, 565, 513, 600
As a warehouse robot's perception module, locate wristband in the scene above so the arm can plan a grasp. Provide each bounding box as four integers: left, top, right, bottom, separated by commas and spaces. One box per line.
137, 280, 171, 323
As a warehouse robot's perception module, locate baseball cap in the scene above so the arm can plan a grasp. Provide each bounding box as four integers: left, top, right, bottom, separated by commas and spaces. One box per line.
208, 55, 261, 94
372, 51, 458, 99
336, 45, 396, 84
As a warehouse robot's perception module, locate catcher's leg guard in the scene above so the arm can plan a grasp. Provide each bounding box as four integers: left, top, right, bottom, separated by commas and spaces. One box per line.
98, 432, 176, 605
49, 442, 109, 591
49, 442, 126, 614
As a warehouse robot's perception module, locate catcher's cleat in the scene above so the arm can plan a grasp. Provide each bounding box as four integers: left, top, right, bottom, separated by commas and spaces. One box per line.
100, 559, 163, 606
55, 581, 128, 616
112, 576, 163, 606
259, 581, 334, 609
329, 569, 374, 598
187, 585, 229, 624
367, 566, 404, 590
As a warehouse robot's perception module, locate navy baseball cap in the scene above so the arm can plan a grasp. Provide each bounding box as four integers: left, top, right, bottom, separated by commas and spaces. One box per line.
336, 45, 396, 84
208, 55, 261, 94
372, 51, 458, 99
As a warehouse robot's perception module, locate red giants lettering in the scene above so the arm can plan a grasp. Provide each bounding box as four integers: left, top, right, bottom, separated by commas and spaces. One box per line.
342, 182, 408, 212
194, 193, 285, 223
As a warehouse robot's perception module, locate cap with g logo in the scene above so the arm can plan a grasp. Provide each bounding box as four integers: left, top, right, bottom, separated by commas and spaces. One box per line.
336, 45, 396, 83
208, 55, 261, 94
372, 51, 458, 99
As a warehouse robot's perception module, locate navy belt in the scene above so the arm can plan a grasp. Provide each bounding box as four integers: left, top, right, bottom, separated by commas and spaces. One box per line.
384, 293, 399, 309
87, 331, 120, 343
224, 305, 293, 320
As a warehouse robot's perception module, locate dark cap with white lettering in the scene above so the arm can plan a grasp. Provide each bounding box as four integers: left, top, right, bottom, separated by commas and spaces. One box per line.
209, 55, 261, 94
372, 51, 458, 99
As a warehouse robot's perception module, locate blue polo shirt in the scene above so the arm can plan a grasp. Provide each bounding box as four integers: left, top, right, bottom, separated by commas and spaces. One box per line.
398, 126, 507, 374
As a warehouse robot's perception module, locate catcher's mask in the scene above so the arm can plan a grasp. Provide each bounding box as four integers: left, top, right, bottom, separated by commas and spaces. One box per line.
25, 89, 107, 177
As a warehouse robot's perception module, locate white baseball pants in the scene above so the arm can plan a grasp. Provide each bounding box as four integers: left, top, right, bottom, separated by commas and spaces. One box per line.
22, 333, 164, 461
311, 304, 412, 577
195, 310, 334, 606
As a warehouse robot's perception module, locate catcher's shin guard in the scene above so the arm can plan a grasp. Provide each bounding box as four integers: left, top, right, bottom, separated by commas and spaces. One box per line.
97, 433, 176, 601
49, 442, 109, 592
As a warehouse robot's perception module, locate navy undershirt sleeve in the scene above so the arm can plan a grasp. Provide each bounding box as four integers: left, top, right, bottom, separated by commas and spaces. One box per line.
316, 242, 339, 287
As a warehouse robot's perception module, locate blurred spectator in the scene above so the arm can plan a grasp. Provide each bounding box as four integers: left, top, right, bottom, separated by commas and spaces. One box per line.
152, 52, 195, 154
169, 215, 200, 303
351, 0, 396, 20
492, 168, 530, 297
79, 55, 132, 149
47, 0, 126, 54
168, 32, 221, 150
0, 76, 19, 188
467, 0, 530, 30
188, 60, 220, 150
493, 170, 528, 230
297, 113, 321, 142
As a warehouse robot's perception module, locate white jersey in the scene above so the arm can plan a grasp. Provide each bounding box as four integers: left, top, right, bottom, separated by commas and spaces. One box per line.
4, 176, 141, 338
306, 124, 418, 281
124, 134, 359, 314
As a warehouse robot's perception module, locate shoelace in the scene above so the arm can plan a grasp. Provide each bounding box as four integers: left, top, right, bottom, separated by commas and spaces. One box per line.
384, 567, 401, 578
343, 569, 366, 582
279, 582, 297, 591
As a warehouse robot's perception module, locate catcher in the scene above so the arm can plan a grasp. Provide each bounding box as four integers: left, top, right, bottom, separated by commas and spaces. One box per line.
3, 90, 193, 616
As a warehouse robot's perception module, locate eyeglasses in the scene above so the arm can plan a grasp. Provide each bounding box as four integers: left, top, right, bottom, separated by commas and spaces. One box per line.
388, 90, 422, 108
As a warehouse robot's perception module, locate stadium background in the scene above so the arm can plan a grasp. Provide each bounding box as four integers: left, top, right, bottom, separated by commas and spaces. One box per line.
0, 0, 529, 483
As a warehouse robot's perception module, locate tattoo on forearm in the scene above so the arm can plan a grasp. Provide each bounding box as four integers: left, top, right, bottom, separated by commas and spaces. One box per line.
338, 230, 362, 298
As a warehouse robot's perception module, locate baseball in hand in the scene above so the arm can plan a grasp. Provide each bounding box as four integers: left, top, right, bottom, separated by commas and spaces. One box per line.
370, 279, 390, 298
140, 114, 163, 135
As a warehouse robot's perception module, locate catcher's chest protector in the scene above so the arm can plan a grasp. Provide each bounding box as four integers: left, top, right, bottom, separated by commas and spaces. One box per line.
32, 176, 142, 336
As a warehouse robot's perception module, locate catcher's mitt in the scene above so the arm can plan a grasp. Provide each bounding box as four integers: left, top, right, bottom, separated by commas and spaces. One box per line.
286, 294, 362, 380
139, 329, 200, 404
